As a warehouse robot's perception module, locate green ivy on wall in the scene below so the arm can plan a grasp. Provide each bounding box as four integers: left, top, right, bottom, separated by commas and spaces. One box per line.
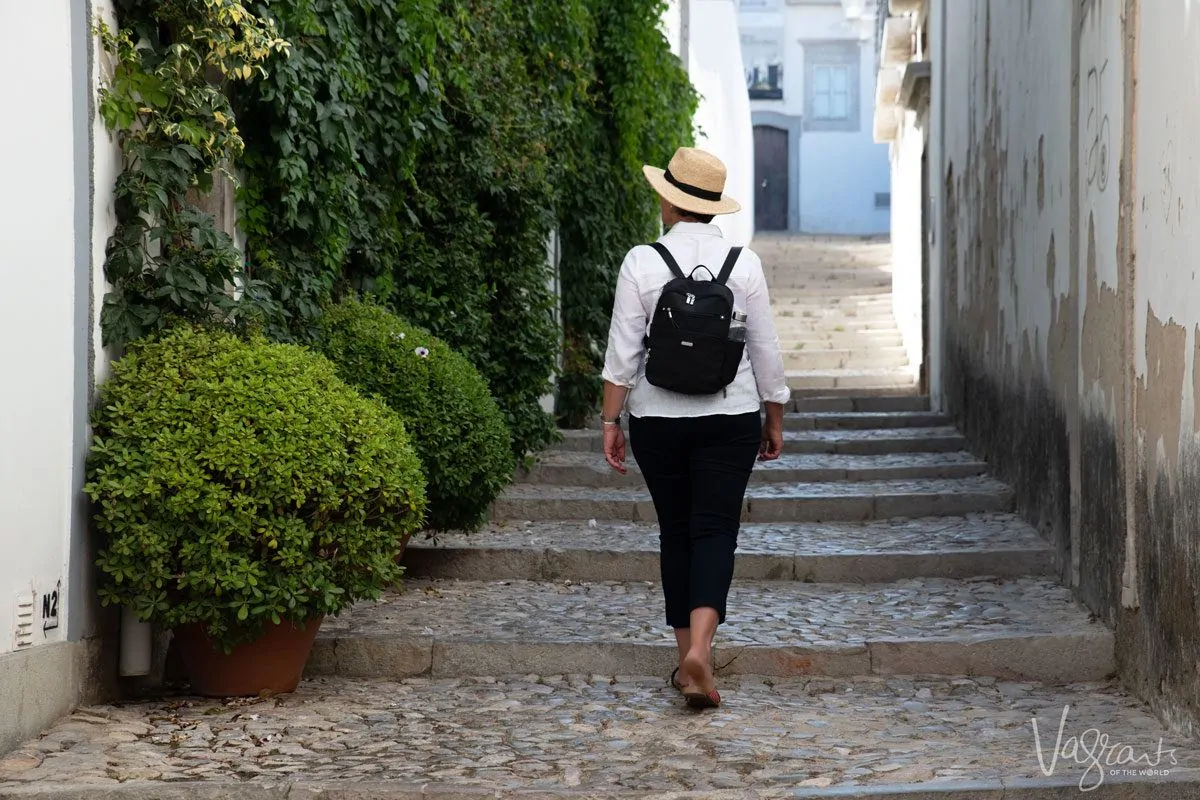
96, 0, 288, 346
556, 0, 698, 426
97, 0, 696, 454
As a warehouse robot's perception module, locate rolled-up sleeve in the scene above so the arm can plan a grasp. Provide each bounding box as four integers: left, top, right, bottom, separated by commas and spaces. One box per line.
744, 258, 792, 405
601, 250, 646, 389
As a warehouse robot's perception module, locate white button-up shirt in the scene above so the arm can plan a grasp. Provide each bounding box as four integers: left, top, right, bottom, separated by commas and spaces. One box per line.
601, 222, 791, 418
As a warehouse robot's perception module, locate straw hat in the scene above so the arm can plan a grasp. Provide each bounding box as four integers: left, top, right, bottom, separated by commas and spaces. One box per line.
642, 147, 741, 216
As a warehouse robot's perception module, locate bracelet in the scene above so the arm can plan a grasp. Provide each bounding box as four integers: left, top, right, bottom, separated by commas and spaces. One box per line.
601, 415, 621, 426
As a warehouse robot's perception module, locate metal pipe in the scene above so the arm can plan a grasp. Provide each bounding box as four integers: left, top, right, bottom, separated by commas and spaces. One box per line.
118, 606, 151, 677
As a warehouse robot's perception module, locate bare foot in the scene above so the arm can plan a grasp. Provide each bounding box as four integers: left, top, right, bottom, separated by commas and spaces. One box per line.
671, 666, 701, 695
681, 649, 715, 694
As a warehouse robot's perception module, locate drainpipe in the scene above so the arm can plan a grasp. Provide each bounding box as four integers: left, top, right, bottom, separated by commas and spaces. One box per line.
119, 606, 151, 677
680, 0, 690, 73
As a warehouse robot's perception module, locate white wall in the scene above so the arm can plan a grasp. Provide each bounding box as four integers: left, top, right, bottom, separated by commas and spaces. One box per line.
937, 0, 1074, 371
740, 1, 890, 234
690, 0, 756, 244
0, 1, 82, 657
798, 32, 891, 234
1134, 0, 1200, 438
890, 111, 924, 381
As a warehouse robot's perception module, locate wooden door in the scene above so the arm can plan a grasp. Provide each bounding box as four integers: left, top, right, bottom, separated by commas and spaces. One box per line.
753, 126, 789, 231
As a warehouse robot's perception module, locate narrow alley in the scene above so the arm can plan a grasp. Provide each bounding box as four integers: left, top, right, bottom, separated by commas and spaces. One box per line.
2, 237, 1191, 798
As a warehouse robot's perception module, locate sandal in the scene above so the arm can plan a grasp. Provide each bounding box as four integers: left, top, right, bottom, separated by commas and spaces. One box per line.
669, 667, 694, 694
680, 652, 720, 709
683, 687, 722, 709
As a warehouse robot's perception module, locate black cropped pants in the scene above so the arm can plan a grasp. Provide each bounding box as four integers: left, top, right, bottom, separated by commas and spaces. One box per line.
628, 412, 761, 629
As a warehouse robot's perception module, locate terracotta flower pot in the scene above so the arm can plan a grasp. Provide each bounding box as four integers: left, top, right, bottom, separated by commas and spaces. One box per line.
173, 617, 324, 698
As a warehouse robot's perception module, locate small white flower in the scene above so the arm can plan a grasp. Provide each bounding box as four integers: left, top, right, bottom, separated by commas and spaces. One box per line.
390, 332, 406, 341
414, 346, 430, 358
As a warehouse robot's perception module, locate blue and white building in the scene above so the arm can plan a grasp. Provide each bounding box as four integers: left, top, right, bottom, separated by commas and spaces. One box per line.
738, 0, 892, 235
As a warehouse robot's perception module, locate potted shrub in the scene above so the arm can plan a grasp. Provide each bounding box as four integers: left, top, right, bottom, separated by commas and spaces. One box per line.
85, 326, 427, 697
318, 299, 514, 532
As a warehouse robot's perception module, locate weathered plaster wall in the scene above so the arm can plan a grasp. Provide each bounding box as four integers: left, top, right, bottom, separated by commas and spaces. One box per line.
936, 0, 1200, 733
938, 0, 1077, 568
1126, 0, 1200, 735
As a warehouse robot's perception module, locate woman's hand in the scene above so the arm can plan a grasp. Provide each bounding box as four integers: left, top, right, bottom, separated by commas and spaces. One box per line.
603, 424, 627, 473
759, 402, 784, 461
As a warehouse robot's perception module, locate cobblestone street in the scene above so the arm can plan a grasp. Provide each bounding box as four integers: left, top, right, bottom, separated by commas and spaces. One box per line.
2, 235, 1195, 799
3, 676, 1197, 797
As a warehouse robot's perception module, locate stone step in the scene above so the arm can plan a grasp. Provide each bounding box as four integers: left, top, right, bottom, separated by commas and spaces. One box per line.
782, 335, 906, 349
309, 576, 1112, 684
785, 410, 947, 429
790, 395, 930, 412
493, 477, 1013, 523
774, 307, 898, 319
9, 675, 1193, 799
404, 513, 1057, 583
565, 410, 948, 442
786, 369, 917, 392
768, 284, 892, 295
772, 311, 897, 326
774, 296, 897, 307
782, 348, 909, 371
767, 272, 894, 284
782, 335, 906, 350
522, 451, 987, 488
553, 426, 965, 454
789, 385, 924, 399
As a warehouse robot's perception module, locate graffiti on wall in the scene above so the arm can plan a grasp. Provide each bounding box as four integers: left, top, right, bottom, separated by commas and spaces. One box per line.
1085, 56, 1111, 192
1078, 0, 1123, 293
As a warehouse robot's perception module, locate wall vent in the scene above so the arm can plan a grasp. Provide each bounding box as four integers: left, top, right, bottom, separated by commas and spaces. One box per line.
14, 591, 35, 649
874, 192, 892, 209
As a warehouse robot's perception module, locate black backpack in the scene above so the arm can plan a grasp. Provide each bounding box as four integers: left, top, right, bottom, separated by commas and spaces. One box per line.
642, 242, 745, 395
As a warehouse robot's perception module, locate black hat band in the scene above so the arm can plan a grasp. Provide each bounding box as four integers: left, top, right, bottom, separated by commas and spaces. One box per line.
664, 168, 724, 202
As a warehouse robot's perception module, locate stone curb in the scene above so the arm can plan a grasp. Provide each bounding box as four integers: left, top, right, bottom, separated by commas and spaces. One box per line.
491, 487, 1014, 524
402, 546, 1056, 584
792, 774, 1200, 799
7, 774, 1197, 800
304, 629, 1114, 684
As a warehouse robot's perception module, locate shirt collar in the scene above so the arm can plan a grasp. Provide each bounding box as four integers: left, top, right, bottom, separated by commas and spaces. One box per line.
664, 221, 724, 237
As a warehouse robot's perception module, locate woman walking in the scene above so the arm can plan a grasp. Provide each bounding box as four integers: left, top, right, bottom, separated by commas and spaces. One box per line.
599, 147, 790, 708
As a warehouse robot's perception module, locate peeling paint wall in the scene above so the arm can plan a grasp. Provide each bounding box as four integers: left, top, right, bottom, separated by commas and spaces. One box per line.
935, 0, 1200, 733
1127, 0, 1200, 735
937, 0, 1075, 566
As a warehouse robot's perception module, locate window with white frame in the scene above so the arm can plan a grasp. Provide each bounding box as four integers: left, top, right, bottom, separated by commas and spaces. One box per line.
803, 41, 860, 132
811, 63, 851, 119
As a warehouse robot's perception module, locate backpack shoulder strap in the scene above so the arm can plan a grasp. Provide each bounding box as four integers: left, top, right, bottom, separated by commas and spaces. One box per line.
715, 246, 743, 286
649, 242, 685, 280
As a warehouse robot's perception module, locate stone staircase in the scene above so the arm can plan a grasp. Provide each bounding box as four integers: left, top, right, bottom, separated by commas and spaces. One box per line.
4, 239, 1197, 798
757, 235, 918, 397
6, 402, 1196, 798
